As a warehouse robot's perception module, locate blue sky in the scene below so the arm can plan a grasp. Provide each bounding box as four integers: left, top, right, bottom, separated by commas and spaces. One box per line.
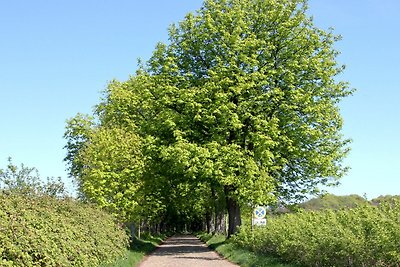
1, 1, 399, 199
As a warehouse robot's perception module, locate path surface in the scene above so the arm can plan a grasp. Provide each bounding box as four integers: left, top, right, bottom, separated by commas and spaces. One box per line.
138, 235, 239, 267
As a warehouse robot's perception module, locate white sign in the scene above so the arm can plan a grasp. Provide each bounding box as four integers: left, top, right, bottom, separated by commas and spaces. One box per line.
253, 218, 267, 226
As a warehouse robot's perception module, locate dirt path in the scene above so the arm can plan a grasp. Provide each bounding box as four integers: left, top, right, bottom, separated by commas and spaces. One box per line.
138, 235, 239, 267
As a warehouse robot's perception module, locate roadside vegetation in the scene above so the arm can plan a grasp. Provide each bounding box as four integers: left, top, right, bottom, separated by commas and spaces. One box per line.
0, 159, 129, 267
2, 158, 399, 267
0, 193, 129, 267
199, 233, 298, 267
0, 158, 167, 267
201, 198, 400, 267
299, 193, 369, 211
104, 234, 165, 267
3, 0, 397, 266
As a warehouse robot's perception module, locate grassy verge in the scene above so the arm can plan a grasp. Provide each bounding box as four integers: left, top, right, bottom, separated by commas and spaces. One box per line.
198, 233, 299, 267
104, 234, 166, 267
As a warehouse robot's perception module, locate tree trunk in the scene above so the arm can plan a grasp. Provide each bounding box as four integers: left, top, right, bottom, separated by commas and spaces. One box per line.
205, 210, 212, 233
225, 189, 241, 238
214, 210, 226, 235
213, 197, 226, 235
138, 219, 141, 239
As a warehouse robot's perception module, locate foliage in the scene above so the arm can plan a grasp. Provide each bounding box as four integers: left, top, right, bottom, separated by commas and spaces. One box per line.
198, 233, 298, 267
63, 113, 96, 180
0, 160, 129, 267
0, 192, 129, 267
103, 234, 165, 267
233, 202, 400, 266
0, 157, 66, 198
144, 0, 353, 204
64, 115, 144, 222
300, 193, 368, 210
64, 0, 352, 235
371, 195, 400, 206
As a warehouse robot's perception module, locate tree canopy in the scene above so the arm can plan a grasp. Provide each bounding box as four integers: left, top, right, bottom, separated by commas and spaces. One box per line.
300, 194, 368, 210
64, 0, 352, 236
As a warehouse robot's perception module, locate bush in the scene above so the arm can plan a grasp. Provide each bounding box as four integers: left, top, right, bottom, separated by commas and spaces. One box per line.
233, 202, 400, 266
0, 192, 129, 266
0, 157, 67, 198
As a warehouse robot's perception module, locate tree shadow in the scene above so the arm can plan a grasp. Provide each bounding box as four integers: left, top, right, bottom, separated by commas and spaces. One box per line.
129, 236, 163, 254
207, 240, 226, 250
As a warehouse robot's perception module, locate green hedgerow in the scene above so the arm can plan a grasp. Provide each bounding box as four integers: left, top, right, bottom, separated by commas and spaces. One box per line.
0, 192, 129, 267
233, 201, 400, 267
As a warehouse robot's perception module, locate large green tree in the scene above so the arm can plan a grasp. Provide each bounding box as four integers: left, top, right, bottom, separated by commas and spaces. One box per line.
143, 0, 352, 235
65, 0, 352, 236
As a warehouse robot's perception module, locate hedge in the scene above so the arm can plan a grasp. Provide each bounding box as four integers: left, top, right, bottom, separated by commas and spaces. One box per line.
0, 192, 129, 266
233, 201, 400, 266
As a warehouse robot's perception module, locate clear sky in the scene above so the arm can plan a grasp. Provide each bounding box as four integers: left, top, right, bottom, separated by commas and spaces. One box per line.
1, 1, 399, 199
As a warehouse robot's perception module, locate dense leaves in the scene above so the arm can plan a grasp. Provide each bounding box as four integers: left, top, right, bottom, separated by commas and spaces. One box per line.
64, 114, 145, 222
0, 158, 66, 198
371, 195, 400, 206
0, 161, 129, 267
64, 0, 352, 235
233, 202, 400, 266
299, 193, 369, 210
0, 194, 129, 267
0, 193, 129, 267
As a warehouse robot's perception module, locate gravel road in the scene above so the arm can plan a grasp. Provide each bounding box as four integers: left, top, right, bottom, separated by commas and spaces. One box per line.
138, 235, 239, 267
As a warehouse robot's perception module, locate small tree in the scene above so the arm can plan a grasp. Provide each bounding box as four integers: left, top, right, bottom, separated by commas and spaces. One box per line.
0, 157, 67, 198
64, 113, 144, 222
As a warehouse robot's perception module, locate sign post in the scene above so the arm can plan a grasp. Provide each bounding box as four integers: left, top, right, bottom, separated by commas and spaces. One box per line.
252, 206, 267, 226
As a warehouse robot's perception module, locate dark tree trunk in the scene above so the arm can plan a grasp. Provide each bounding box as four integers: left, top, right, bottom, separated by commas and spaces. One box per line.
225, 188, 241, 238
205, 210, 212, 233
225, 123, 242, 237
214, 210, 226, 234
211, 185, 226, 234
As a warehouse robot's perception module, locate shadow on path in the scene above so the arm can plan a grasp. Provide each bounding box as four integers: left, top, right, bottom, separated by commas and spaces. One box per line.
139, 235, 238, 267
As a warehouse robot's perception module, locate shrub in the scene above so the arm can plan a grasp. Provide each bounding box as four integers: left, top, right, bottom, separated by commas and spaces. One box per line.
233, 202, 400, 266
0, 192, 129, 266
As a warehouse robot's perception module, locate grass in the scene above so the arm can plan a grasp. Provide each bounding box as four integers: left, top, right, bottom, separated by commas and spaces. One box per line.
104, 233, 166, 267
198, 233, 300, 267
106, 231, 300, 267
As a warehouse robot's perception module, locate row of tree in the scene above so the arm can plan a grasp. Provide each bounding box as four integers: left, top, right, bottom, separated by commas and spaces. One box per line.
299, 194, 400, 211
64, 0, 352, 236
